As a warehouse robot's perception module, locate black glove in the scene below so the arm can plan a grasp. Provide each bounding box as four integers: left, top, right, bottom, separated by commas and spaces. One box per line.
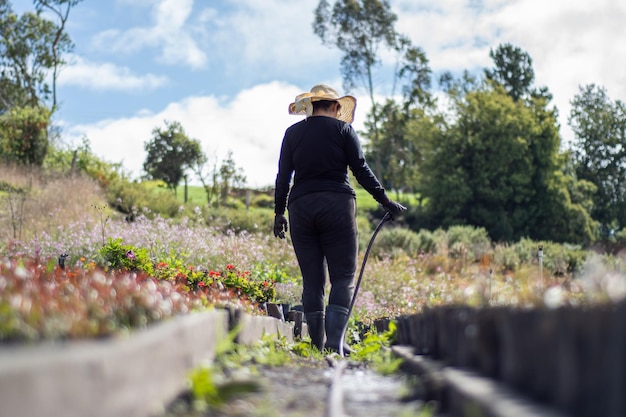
382, 200, 407, 220
273, 214, 288, 239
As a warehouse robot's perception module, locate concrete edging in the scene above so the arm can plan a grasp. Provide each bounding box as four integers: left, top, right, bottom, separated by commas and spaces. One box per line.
0, 309, 295, 417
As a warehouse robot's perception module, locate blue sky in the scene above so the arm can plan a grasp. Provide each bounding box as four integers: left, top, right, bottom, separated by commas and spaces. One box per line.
14, 0, 626, 188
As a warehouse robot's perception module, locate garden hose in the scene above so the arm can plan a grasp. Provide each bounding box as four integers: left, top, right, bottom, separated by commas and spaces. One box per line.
339, 211, 391, 357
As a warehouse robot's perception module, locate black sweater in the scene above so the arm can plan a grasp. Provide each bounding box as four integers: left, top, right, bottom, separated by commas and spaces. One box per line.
274, 116, 389, 215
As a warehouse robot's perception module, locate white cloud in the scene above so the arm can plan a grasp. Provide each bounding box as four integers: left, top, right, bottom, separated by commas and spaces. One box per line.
58, 55, 168, 90
92, 0, 207, 69
66, 82, 303, 188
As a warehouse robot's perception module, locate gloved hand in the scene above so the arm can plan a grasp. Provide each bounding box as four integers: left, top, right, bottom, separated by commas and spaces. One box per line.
382, 200, 407, 220
273, 214, 288, 239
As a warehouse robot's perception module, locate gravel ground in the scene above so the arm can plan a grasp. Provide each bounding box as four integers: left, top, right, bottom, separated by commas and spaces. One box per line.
163, 356, 441, 417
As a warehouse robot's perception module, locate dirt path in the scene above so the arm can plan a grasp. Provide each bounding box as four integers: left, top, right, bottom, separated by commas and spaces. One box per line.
164, 356, 439, 417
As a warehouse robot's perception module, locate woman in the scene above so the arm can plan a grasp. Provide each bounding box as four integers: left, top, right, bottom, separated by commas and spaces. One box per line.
273, 84, 405, 353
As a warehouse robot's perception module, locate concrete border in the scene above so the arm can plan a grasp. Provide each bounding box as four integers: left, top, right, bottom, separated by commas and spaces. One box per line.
0, 309, 295, 417
393, 345, 569, 417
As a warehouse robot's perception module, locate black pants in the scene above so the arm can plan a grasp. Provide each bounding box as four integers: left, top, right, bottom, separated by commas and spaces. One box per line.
288, 191, 357, 313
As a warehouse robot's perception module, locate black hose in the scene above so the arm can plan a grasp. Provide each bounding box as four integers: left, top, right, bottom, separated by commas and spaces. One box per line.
339, 212, 391, 357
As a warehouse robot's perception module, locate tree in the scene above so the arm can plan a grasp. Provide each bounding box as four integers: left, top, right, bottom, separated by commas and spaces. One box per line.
218, 150, 246, 203
418, 80, 594, 243
193, 150, 246, 207
569, 84, 626, 233
313, 0, 432, 183
314, 0, 400, 104
33, 0, 83, 111
362, 99, 435, 194
143, 121, 203, 193
485, 43, 534, 101
0, 0, 77, 113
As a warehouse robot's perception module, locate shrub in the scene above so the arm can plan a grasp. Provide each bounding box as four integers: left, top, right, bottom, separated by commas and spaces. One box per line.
371, 227, 421, 258
493, 243, 520, 272
446, 225, 492, 261
250, 193, 274, 209
414, 229, 438, 254
106, 178, 181, 219
514, 238, 587, 275
204, 207, 274, 234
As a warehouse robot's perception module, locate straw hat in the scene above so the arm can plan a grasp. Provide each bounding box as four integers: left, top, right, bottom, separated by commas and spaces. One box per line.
288, 84, 357, 124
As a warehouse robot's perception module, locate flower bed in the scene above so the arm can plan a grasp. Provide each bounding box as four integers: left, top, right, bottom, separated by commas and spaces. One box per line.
0, 257, 258, 343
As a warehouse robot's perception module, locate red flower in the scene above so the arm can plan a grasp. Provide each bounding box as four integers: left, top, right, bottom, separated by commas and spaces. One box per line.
198, 281, 206, 287
226, 264, 235, 271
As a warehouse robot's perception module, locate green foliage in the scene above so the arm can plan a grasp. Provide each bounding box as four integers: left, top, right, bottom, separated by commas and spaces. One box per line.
191, 150, 247, 207
414, 229, 437, 254
106, 177, 181, 218
251, 262, 294, 284
313, 0, 403, 94
446, 225, 492, 261
143, 120, 203, 192
250, 193, 274, 209
513, 238, 588, 275
43, 137, 124, 184
203, 207, 274, 234
485, 43, 534, 101
371, 227, 421, 258
493, 243, 520, 272
188, 333, 289, 410
418, 71, 594, 244
351, 321, 403, 375
0, 106, 50, 166
364, 100, 421, 191
569, 84, 626, 232
99, 238, 154, 275
0, 3, 74, 111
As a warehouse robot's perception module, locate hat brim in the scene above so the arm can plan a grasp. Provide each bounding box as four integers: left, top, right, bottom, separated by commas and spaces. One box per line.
288, 95, 357, 124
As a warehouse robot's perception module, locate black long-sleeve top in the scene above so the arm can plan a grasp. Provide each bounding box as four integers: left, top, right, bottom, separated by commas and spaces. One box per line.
274, 116, 389, 215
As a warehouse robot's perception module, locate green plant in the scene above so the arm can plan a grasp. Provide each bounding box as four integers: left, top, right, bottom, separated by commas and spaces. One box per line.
446, 225, 492, 261
351, 321, 404, 375
493, 243, 520, 272
99, 238, 154, 275
204, 207, 274, 234
219, 264, 277, 303
187, 332, 294, 412
372, 227, 421, 258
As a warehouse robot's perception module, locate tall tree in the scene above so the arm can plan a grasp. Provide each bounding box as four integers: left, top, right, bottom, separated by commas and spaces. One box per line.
569, 84, 626, 233
485, 43, 534, 101
143, 121, 203, 193
313, 0, 432, 183
0, 0, 77, 112
33, 0, 82, 111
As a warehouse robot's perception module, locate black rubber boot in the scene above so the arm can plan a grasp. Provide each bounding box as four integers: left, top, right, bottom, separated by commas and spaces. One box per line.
324, 304, 353, 356
305, 311, 325, 351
